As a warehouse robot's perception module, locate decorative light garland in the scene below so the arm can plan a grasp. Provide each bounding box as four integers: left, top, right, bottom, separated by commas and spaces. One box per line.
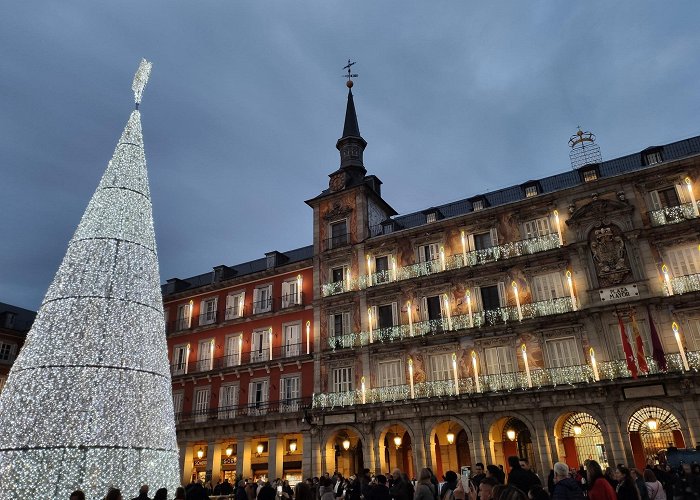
0, 59, 179, 499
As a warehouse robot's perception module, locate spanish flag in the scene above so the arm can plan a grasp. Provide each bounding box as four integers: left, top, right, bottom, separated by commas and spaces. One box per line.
618, 315, 638, 378
630, 313, 649, 374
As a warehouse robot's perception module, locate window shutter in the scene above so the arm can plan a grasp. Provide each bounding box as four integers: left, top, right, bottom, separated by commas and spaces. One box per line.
328, 314, 335, 337
391, 302, 398, 326
497, 282, 507, 307
473, 286, 482, 311
467, 234, 475, 252
230, 335, 240, 365
490, 228, 499, 247
342, 312, 350, 335
248, 382, 255, 405
649, 190, 662, 210
282, 281, 290, 307
262, 380, 269, 402
253, 288, 259, 313
420, 297, 429, 321
239, 292, 245, 316
370, 306, 378, 330
676, 184, 690, 204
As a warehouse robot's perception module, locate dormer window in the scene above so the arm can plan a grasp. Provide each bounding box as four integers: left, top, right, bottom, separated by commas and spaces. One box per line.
577, 164, 600, 183
473, 200, 484, 211
469, 195, 488, 212
522, 181, 541, 198
423, 208, 442, 224
645, 151, 663, 166
426, 212, 437, 223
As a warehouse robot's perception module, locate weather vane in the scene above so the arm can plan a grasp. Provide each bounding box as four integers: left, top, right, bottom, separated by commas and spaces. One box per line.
342, 59, 358, 88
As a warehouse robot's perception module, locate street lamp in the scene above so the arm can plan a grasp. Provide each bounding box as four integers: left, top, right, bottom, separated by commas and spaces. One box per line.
225, 444, 234, 457
506, 430, 516, 442
573, 425, 582, 436
342, 438, 351, 451
446, 431, 455, 445
288, 440, 297, 454
197, 447, 204, 460
256, 443, 264, 456
647, 419, 658, 432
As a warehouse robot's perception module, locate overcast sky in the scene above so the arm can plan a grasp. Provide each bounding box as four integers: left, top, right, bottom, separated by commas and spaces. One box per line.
2, 2, 699, 311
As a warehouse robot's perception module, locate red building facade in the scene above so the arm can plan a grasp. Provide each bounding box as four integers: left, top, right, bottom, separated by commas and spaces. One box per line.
163, 247, 314, 485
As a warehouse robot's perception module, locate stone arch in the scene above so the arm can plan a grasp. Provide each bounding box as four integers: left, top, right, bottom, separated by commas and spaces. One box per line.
321, 425, 366, 476
620, 403, 687, 469
376, 420, 418, 478
486, 412, 539, 473
425, 415, 474, 478
552, 410, 609, 469
618, 400, 688, 432
548, 405, 609, 439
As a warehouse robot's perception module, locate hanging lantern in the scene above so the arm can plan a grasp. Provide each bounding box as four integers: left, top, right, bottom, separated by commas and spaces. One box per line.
446, 431, 455, 445
197, 447, 204, 460
506, 429, 516, 442
225, 444, 234, 457
573, 425, 582, 436
342, 438, 351, 451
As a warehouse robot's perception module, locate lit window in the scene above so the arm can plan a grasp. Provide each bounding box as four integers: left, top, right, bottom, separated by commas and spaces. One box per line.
583, 170, 598, 182
646, 151, 663, 165
472, 200, 485, 211
525, 185, 538, 198
426, 212, 437, 223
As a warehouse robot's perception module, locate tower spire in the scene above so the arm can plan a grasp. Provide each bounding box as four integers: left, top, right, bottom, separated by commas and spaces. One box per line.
336, 59, 367, 174
0, 59, 179, 499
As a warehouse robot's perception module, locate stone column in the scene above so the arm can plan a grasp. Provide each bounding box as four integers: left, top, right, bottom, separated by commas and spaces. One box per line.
681, 396, 700, 446
238, 437, 252, 480
180, 442, 193, 486
603, 405, 632, 466
411, 419, 428, 470
532, 411, 555, 476
211, 441, 223, 484
268, 435, 284, 480
470, 414, 487, 465
363, 430, 377, 473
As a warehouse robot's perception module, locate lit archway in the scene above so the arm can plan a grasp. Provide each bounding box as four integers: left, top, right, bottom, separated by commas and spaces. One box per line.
430, 420, 471, 478
556, 412, 607, 469
325, 428, 364, 477
628, 406, 684, 468
378, 424, 415, 478
490, 417, 536, 473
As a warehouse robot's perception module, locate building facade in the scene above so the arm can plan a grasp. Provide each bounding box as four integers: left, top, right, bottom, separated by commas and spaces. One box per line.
0, 302, 35, 393
168, 82, 700, 484
164, 249, 314, 485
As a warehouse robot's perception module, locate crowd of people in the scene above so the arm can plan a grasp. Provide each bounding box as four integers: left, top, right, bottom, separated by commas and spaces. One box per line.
66, 457, 700, 500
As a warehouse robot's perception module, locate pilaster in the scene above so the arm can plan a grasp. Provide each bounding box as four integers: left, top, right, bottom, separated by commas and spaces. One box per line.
210, 441, 222, 483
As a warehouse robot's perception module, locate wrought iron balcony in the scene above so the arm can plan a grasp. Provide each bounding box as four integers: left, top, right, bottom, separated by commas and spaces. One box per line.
667, 273, 700, 295
321, 233, 561, 297
327, 297, 574, 350
324, 233, 350, 251
169, 342, 310, 377
649, 201, 700, 226
311, 351, 700, 409
176, 397, 313, 425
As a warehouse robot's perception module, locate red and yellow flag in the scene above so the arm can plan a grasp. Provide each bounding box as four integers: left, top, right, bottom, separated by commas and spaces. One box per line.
631, 313, 649, 374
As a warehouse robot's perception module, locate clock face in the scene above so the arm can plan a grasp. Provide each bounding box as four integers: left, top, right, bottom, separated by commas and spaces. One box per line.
330, 173, 345, 192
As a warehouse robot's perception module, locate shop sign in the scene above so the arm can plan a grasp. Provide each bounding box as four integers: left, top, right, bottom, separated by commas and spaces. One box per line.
193, 459, 207, 467
222, 457, 237, 465
598, 284, 639, 303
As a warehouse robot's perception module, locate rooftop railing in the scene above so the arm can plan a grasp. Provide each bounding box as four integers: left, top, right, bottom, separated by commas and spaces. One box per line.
321, 233, 561, 297
312, 351, 699, 409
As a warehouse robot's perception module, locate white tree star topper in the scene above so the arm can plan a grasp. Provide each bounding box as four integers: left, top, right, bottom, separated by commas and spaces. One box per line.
132, 58, 153, 105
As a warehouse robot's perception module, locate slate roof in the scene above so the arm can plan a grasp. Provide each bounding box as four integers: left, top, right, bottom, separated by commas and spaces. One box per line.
388, 135, 700, 231
0, 302, 36, 333
162, 245, 314, 296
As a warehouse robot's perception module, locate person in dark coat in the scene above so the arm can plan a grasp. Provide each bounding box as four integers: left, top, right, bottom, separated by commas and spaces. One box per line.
390, 469, 413, 500
507, 457, 541, 495
257, 482, 277, 500
550, 463, 584, 500
471, 464, 486, 491
441, 471, 459, 500
131, 485, 151, 500
486, 465, 505, 485
218, 479, 234, 495
368, 475, 392, 500
614, 466, 641, 500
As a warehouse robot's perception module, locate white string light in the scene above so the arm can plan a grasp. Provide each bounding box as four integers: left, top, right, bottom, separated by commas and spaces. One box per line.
0, 60, 179, 499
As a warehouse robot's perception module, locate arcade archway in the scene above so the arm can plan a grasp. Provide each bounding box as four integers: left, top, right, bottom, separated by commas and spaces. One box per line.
628, 406, 684, 468
325, 428, 364, 476
490, 417, 536, 473
378, 424, 415, 478
430, 420, 471, 479
556, 412, 607, 468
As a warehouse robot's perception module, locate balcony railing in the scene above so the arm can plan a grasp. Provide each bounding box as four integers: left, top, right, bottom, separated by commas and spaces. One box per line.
177, 397, 312, 425
321, 233, 561, 297
312, 351, 700, 409
167, 293, 305, 334
667, 273, 700, 295
170, 342, 310, 377
328, 296, 574, 350
649, 201, 700, 226
325, 233, 349, 251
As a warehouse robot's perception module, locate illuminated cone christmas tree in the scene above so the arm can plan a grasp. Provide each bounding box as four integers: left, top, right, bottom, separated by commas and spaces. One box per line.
0, 60, 179, 499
